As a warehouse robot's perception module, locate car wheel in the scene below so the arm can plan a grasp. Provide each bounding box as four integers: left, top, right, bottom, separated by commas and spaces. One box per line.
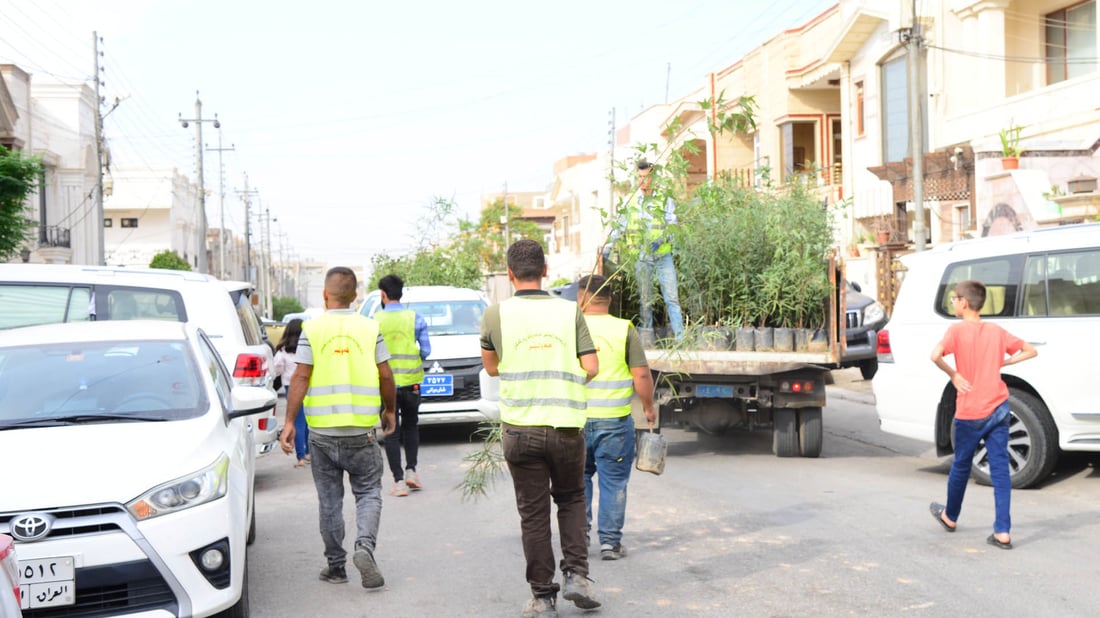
798, 407, 823, 458
772, 409, 799, 457
969, 390, 1059, 489
859, 358, 878, 380
246, 496, 256, 546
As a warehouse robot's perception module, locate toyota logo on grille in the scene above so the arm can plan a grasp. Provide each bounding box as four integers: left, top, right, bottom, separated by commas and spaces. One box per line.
11, 513, 54, 542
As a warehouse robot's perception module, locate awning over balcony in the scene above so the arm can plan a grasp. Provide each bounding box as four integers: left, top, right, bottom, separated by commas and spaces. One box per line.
824, 8, 890, 65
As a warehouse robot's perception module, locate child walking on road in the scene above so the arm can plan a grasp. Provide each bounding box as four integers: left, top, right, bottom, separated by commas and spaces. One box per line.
928, 279, 1037, 550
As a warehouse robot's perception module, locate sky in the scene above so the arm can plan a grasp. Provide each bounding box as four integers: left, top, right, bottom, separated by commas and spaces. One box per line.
1, 0, 833, 271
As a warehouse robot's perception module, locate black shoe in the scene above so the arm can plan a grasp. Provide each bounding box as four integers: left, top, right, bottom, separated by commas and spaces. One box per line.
319, 564, 348, 584
929, 502, 956, 533
987, 534, 1013, 550
562, 570, 601, 610
600, 542, 626, 560
353, 544, 385, 589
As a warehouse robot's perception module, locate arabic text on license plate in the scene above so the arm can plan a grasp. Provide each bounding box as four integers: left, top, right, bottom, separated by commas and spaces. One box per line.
696, 384, 735, 398
421, 374, 454, 396
19, 557, 75, 609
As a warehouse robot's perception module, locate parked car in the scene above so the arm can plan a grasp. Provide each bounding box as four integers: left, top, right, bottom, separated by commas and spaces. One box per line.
0, 265, 280, 456
359, 286, 499, 425
1, 535, 21, 617
0, 320, 275, 617
548, 279, 886, 379
839, 281, 887, 379
873, 223, 1100, 488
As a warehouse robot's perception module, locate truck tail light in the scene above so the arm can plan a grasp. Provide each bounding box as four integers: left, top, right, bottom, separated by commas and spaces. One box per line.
779, 380, 815, 393
257, 417, 270, 431
876, 330, 893, 363
233, 354, 268, 386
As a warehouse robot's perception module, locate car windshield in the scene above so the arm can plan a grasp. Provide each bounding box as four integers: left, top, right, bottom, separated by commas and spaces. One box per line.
0, 339, 207, 428
406, 301, 485, 336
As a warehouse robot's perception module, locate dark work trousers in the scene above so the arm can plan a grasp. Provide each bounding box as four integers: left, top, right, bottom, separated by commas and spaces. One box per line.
384, 386, 421, 482
502, 422, 589, 599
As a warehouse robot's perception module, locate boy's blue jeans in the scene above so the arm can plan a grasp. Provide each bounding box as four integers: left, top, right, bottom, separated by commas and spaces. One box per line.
945, 400, 1012, 534
584, 415, 635, 546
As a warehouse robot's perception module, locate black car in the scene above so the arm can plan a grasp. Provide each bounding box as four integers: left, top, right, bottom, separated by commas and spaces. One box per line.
840, 281, 887, 379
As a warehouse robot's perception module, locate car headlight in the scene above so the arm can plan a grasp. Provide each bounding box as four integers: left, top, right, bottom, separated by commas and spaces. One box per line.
126, 454, 229, 520
863, 301, 886, 326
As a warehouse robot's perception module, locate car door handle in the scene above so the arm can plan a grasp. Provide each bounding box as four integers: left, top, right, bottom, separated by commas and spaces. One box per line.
1028, 341, 1046, 346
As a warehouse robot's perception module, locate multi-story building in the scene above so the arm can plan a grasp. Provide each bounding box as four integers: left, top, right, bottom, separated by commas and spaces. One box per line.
103, 166, 202, 269
1, 64, 101, 266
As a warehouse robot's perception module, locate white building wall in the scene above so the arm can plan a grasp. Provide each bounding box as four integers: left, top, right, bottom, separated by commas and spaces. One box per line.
104, 166, 198, 268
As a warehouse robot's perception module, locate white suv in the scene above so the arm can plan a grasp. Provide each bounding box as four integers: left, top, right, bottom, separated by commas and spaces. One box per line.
359, 285, 499, 425
0, 265, 279, 455
873, 223, 1100, 488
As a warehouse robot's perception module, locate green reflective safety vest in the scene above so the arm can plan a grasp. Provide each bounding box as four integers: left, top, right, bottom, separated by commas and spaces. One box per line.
625, 191, 671, 256
583, 313, 634, 419
301, 312, 382, 429
498, 297, 588, 428
374, 309, 424, 387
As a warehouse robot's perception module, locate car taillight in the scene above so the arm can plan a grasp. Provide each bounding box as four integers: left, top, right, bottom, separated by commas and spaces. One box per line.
258, 418, 270, 431
876, 330, 893, 363
234, 354, 268, 386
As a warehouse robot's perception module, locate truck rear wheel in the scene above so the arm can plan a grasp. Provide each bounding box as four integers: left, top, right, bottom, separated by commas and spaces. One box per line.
772, 409, 799, 457
798, 407, 823, 458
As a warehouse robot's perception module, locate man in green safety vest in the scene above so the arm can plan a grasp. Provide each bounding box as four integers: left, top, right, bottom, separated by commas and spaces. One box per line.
279, 267, 397, 591
576, 274, 656, 562
375, 273, 431, 497
480, 239, 601, 617
603, 159, 684, 341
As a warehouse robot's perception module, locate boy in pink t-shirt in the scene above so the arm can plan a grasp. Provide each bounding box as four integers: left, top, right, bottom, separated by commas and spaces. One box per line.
928, 280, 1036, 550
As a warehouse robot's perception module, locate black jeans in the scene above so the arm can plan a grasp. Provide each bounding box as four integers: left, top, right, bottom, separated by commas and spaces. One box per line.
384, 387, 421, 482
502, 422, 589, 598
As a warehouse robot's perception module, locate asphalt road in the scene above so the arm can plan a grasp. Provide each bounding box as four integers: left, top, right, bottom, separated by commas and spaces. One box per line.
247, 370, 1100, 617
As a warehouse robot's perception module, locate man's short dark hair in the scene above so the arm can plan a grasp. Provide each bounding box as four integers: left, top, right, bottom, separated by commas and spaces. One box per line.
576, 274, 611, 301
325, 267, 358, 306
637, 160, 652, 171
378, 274, 404, 301
507, 239, 545, 281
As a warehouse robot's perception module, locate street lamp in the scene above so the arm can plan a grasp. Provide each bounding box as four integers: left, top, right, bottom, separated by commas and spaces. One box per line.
178, 91, 220, 275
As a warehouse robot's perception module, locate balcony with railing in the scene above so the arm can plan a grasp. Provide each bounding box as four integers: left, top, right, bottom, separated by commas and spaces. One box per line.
34, 225, 71, 248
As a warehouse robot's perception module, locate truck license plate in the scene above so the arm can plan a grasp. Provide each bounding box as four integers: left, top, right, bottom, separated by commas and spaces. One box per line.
696, 384, 735, 398
422, 374, 454, 396
19, 556, 75, 609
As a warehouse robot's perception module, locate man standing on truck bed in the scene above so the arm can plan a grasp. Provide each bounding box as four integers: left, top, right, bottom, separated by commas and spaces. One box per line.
603, 159, 684, 342
480, 239, 602, 617
576, 274, 656, 561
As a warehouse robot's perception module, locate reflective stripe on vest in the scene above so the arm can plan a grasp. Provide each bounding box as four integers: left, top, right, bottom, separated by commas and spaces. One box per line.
302, 312, 381, 428
374, 309, 424, 387
498, 297, 588, 428
584, 313, 634, 418
625, 192, 671, 256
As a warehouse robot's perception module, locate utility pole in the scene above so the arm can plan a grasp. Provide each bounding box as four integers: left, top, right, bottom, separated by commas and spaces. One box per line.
906, 0, 926, 250
502, 181, 509, 249
206, 130, 235, 279
608, 107, 616, 215
261, 205, 273, 317
235, 173, 258, 282
93, 32, 105, 265
178, 92, 220, 273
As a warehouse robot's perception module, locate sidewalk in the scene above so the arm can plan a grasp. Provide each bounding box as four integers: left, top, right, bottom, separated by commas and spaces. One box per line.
827, 367, 876, 406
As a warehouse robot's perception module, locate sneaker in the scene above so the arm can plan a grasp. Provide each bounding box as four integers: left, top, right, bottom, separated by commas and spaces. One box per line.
522, 595, 558, 618
405, 469, 422, 490
600, 542, 626, 560
562, 571, 600, 610
353, 544, 385, 589
390, 480, 409, 497
318, 564, 348, 584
